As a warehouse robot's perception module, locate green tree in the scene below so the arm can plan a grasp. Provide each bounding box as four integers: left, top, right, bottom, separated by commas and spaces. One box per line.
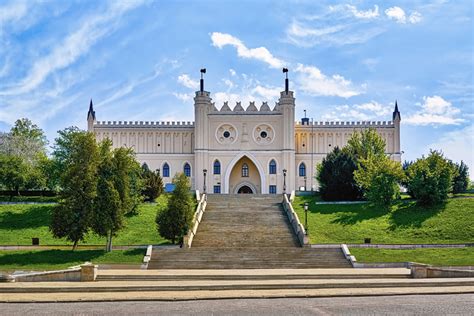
0, 154, 30, 198
316, 147, 362, 201
346, 128, 386, 162
354, 154, 405, 207
452, 161, 469, 194
141, 163, 164, 202
92, 140, 122, 252
50, 129, 99, 250
407, 150, 454, 205
156, 173, 194, 244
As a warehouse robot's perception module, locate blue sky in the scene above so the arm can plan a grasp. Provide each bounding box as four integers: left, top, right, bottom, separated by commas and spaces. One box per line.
0, 0, 473, 176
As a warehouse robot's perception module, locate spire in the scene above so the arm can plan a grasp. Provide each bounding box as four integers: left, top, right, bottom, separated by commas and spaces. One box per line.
393, 100, 401, 121
87, 99, 96, 121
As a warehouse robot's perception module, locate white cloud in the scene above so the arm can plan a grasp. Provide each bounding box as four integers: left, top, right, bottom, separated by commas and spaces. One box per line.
385, 6, 422, 24
229, 69, 236, 76
211, 32, 284, 68
346, 5, 379, 19
322, 101, 392, 121
0, 1, 28, 27
177, 74, 199, 90
294, 64, 362, 98
222, 79, 235, 89
405, 95, 464, 125
0, 0, 147, 96
173, 92, 192, 102
252, 85, 281, 100
427, 125, 474, 180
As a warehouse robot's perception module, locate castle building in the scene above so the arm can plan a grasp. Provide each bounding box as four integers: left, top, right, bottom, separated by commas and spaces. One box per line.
87, 72, 401, 194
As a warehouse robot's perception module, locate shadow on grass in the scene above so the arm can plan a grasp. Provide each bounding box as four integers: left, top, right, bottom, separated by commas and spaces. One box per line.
0, 205, 52, 230
388, 200, 446, 230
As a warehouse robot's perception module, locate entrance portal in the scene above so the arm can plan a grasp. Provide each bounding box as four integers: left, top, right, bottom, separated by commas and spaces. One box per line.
237, 185, 253, 194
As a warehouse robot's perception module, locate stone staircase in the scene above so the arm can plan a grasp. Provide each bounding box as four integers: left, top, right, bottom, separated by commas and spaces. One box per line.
148, 194, 352, 269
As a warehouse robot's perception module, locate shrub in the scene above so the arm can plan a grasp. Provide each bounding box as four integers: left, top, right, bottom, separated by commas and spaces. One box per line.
317, 147, 362, 201
407, 150, 454, 205
155, 173, 194, 244
141, 163, 164, 201
452, 161, 469, 194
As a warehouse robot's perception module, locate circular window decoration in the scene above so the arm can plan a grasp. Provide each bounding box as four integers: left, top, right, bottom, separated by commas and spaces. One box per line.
253, 124, 274, 145
216, 123, 237, 144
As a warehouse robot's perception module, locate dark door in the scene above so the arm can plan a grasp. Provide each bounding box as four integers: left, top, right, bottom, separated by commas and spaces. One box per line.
237, 185, 253, 194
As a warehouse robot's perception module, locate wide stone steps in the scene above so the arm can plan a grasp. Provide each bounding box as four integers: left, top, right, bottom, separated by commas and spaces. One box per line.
148, 248, 352, 269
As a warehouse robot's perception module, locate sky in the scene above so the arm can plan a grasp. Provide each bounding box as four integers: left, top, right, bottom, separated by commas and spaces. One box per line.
0, 0, 473, 176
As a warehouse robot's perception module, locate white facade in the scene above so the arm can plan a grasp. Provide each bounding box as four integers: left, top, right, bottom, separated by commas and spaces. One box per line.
88, 83, 401, 194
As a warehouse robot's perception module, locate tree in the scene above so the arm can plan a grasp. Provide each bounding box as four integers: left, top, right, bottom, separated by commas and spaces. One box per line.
92, 140, 122, 252
156, 173, 194, 244
354, 154, 405, 207
50, 129, 99, 250
141, 163, 164, 202
316, 147, 362, 201
0, 154, 30, 198
406, 150, 454, 206
346, 128, 386, 162
452, 161, 469, 194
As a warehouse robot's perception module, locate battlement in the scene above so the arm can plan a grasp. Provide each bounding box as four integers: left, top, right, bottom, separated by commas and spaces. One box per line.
94, 120, 195, 128
295, 120, 395, 128
214, 101, 277, 113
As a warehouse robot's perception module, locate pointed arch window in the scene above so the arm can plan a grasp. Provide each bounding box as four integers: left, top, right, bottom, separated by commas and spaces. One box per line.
269, 159, 277, 174
242, 163, 249, 177
213, 160, 221, 175
183, 163, 191, 177
163, 163, 170, 178
299, 163, 306, 177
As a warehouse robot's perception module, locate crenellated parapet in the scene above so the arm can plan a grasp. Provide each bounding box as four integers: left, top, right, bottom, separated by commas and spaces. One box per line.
296, 120, 394, 128
212, 101, 279, 113
94, 120, 195, 128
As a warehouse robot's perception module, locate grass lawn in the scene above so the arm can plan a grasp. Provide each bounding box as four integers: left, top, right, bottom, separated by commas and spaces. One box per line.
0, 195, 59, 203
0, 195, 171, 246
293, 196, 474, 244
0, 248, 145, 271
350, 248, 474, 266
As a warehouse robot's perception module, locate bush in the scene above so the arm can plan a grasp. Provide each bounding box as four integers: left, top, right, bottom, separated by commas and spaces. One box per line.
452, 161, 469, 194
354, 155, 404, 207
155, 173, 194, 244
407, 150, 454, 205
141, 163, 164, 202
317, 147, 362, 201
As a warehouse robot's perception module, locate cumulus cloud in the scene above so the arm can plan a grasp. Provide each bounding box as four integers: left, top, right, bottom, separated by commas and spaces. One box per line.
211, 32, 284, 68
252, 85, 281, 100
177, 74, 199, 90
173, 92, 192, 102
345, 4, 379, 19
385, 6, 422, 24
405, 96, 464, 125
322, 101, 392, 121
294, 64, 362, 98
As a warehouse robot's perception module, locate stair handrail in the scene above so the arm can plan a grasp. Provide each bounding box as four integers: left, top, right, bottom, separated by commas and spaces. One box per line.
282, 194, 310, 247
183, 193, 207, 248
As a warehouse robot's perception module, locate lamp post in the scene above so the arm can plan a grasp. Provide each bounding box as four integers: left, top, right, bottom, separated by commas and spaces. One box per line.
304, 176, 307, 191
203, 169, 207, 194
283, 169, 287, 193
304, 202, 309, 235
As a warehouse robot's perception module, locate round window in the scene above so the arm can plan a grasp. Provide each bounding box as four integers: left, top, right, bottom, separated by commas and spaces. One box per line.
223, 131, 231, 138
260, 131, 268, 138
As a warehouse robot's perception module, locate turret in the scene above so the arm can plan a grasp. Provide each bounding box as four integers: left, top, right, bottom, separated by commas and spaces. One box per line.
87, 99, 96, 132
392, 100, 401, 159
393, 100, 401, 121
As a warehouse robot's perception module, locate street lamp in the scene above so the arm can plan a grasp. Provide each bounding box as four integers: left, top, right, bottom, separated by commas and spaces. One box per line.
304, 176, 307, 191
203, 169, 207, 194
283, 169, 287, 193
304, 202, 309, 235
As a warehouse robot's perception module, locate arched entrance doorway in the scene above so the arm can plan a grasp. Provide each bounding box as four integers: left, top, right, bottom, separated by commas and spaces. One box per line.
228, 156, 262, 194
237, 185, 253, 194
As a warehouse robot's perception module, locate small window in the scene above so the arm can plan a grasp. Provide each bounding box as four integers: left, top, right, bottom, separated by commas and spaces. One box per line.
299, 163, 306, 177
223, 131, 230, 138
260, 131, 267, 138
242, 163, 249, 177
163, 163, 170, 177
183, 163, 191, 177
269, 159, 277, 174
269, 185, 277, 194
213, 185, 221, 194
213, 160, 221, 175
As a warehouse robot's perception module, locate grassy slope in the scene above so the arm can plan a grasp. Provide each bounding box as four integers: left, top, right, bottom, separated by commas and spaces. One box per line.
0, 249, 145, 271
350, 248, 474, 266
0, 195, 170, 246
293, 196, 474, 244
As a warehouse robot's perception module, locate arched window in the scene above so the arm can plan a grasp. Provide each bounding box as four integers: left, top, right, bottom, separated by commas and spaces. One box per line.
213, 160, 221, 175
299, 163, 306, 177
269, 159, 277, 174
242, 163, 249, 177
163, 163, 170, 177
183, 163, 191, 177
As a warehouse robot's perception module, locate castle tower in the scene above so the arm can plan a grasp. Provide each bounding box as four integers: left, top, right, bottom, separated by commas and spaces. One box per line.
87, 99, 96, 132
194, 69, 213, 192
393, 101, 401, 161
